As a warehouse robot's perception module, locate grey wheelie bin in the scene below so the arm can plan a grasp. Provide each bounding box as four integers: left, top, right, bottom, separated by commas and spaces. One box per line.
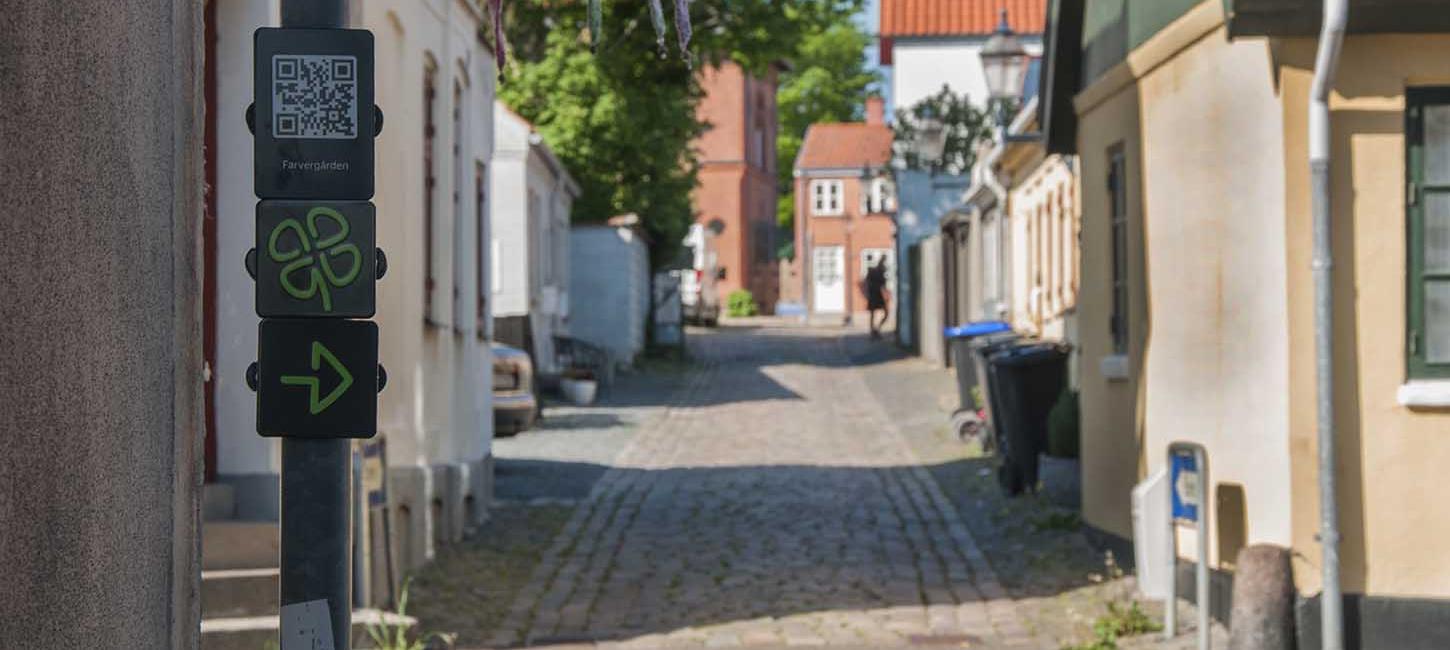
969, 331, 1022, 452
942, 321, 1012, 442
987, 342, 1070, 496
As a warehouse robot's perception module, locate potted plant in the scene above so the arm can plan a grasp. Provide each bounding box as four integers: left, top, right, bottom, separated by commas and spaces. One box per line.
559, 367, 598, 406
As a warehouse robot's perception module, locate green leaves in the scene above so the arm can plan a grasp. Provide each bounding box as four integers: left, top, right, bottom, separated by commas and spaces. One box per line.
499, 0, 863, 264
892, 86, 994, 176
775, 18, 878, 229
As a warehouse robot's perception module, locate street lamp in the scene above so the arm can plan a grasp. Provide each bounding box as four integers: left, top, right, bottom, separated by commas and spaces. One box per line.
915, 106, 947, 164
979, 8, 1029, 128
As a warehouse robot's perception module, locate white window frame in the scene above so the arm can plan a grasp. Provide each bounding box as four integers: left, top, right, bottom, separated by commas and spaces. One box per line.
869, 177, 896, 214
811, 179, 844, 217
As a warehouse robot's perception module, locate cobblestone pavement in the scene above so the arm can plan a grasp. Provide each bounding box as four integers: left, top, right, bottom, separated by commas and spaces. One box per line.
484, 325, 1048, 649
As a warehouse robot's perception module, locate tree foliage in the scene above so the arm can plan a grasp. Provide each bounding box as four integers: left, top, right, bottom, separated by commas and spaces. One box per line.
892, 86, 995, 176
775, 19, 878, 231
495, 0, 859, 265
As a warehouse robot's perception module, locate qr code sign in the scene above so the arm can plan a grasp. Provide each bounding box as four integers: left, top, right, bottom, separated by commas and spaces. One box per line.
272, 55, 358, 139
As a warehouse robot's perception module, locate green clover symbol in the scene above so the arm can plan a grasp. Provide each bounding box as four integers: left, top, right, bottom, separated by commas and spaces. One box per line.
267, 206, 362, 313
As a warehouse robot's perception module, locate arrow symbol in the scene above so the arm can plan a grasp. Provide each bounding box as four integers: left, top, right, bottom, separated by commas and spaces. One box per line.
280, 341, 354, 415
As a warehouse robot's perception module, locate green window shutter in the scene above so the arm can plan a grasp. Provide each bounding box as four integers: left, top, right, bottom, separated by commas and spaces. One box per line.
1407, 88, 1450, 379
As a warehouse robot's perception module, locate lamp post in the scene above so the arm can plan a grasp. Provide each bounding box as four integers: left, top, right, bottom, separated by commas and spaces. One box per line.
980, 9, 1030, 133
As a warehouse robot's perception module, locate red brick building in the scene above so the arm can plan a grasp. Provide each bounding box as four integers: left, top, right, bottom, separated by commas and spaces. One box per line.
793, 98, 897, 318
691, 62, 781, 312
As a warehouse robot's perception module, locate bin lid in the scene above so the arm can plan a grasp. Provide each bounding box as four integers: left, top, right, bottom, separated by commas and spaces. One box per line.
944, 320, 1011, 339
989, 342, 1070, 365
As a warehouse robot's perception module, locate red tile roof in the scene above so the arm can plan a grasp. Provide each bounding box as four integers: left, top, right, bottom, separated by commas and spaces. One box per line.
880, 0, 1047, 38
795, 123, 894, 171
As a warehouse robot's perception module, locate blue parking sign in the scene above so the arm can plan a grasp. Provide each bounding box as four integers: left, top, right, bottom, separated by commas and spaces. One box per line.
1171, 450, 1200, 524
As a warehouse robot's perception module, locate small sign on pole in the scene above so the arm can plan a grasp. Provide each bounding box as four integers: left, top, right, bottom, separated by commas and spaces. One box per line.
1166, 441, 1211, 650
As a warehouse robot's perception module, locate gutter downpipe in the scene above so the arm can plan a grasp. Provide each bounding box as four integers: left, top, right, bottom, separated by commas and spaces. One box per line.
984, 129, 1009, 319
1310, 1, 1347, 649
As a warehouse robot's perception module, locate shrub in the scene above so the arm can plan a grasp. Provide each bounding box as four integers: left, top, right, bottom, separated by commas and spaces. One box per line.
726, 289, 758, 317
1046, 387, 1080, 459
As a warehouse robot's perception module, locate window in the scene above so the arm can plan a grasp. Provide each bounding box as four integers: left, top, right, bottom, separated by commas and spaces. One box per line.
423, 62, 439, 324
868, 177, 896, 214
982, 212, 1000, 312
1107, 145, 1130, 355
811, 179, 844, 216
1407, 88, 1450, 378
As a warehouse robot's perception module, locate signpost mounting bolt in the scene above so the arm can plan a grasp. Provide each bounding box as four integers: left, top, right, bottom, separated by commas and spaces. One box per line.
377, 364, 387, 393
246, 362, 260, 392
245, 248, 258, 280
376, 248, 388, 279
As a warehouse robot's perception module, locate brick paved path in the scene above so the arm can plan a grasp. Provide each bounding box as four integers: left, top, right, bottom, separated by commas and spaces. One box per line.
488, 327, 1043, 649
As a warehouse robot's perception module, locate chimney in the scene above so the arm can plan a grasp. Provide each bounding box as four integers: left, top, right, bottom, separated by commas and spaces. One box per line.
865, 96, 885, 126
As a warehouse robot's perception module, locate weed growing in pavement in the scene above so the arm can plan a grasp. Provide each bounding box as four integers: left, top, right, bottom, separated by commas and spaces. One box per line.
1060, 600, 1161, 650
366, 578, 457, 650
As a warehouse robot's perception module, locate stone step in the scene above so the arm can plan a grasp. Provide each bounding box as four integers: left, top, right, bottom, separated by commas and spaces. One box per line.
202, 568, 279, 619
200, 609, 415, 650
202, 521, 280, 571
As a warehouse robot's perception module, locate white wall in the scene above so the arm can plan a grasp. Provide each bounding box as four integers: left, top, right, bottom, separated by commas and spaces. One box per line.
890, 37, 1042, 113
492, 105, 579, 374
215, 0, 281, 517
1137, 34, 1292, 553
570, 226, 650, 365
361, 0, 495, 472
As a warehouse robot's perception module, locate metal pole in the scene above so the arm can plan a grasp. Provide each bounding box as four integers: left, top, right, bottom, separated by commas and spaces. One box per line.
1166, 493, 1177, 640
278, 3, 353, 649
1196, 447, 1211, 650
1309, 1, 1347, 648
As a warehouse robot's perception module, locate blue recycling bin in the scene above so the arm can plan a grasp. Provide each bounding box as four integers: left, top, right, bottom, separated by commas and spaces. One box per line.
943, 321, 1014, 443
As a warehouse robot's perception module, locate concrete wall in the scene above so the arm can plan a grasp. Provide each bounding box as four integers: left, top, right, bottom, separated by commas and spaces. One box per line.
570, 226, 650, 365
0, 1, 203, 646
918, 235, 947, 366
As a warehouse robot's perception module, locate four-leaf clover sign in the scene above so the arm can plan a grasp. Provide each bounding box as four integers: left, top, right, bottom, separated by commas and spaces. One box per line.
267, 206, 363, 313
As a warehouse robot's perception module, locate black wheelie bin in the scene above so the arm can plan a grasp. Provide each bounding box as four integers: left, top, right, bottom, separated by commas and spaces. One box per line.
987, 342, 1070, 496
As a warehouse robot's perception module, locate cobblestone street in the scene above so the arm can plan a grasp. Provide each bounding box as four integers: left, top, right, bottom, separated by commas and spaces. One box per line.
479, 323, 1044, 649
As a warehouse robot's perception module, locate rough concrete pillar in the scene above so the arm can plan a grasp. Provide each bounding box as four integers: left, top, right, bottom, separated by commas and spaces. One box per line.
0, 2, 203, 648
1230, 544, 1297, 650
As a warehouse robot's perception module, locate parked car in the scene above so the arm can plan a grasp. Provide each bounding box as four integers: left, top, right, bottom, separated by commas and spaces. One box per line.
680, 223, 722, 326
491, 342, 538, 437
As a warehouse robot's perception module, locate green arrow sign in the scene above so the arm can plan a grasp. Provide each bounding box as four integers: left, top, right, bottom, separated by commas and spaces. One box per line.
280, 340, 354, 415
256, 319, 377, 438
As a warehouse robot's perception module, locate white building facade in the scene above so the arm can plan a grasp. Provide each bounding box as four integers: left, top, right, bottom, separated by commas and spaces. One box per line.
209, 0, 496, 578
491, 104, 581, 376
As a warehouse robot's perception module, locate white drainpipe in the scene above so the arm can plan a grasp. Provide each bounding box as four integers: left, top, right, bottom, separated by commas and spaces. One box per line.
1309, 1, 1347, 648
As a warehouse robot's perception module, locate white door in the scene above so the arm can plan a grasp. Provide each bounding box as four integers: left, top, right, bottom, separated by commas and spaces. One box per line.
813, 245, 846, 313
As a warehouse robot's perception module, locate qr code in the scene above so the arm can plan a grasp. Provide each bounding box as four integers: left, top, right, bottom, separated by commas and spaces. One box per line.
272, 54, 358, 139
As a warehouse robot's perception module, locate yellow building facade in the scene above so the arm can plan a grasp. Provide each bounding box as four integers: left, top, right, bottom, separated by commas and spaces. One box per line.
1043, 0, 1450, 643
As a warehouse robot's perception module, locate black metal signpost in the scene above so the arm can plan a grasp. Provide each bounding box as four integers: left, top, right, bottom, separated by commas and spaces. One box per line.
248, 2, 381, 648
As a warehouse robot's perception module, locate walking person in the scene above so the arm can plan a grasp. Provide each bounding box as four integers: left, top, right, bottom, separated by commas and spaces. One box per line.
864, 259, 889, 340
